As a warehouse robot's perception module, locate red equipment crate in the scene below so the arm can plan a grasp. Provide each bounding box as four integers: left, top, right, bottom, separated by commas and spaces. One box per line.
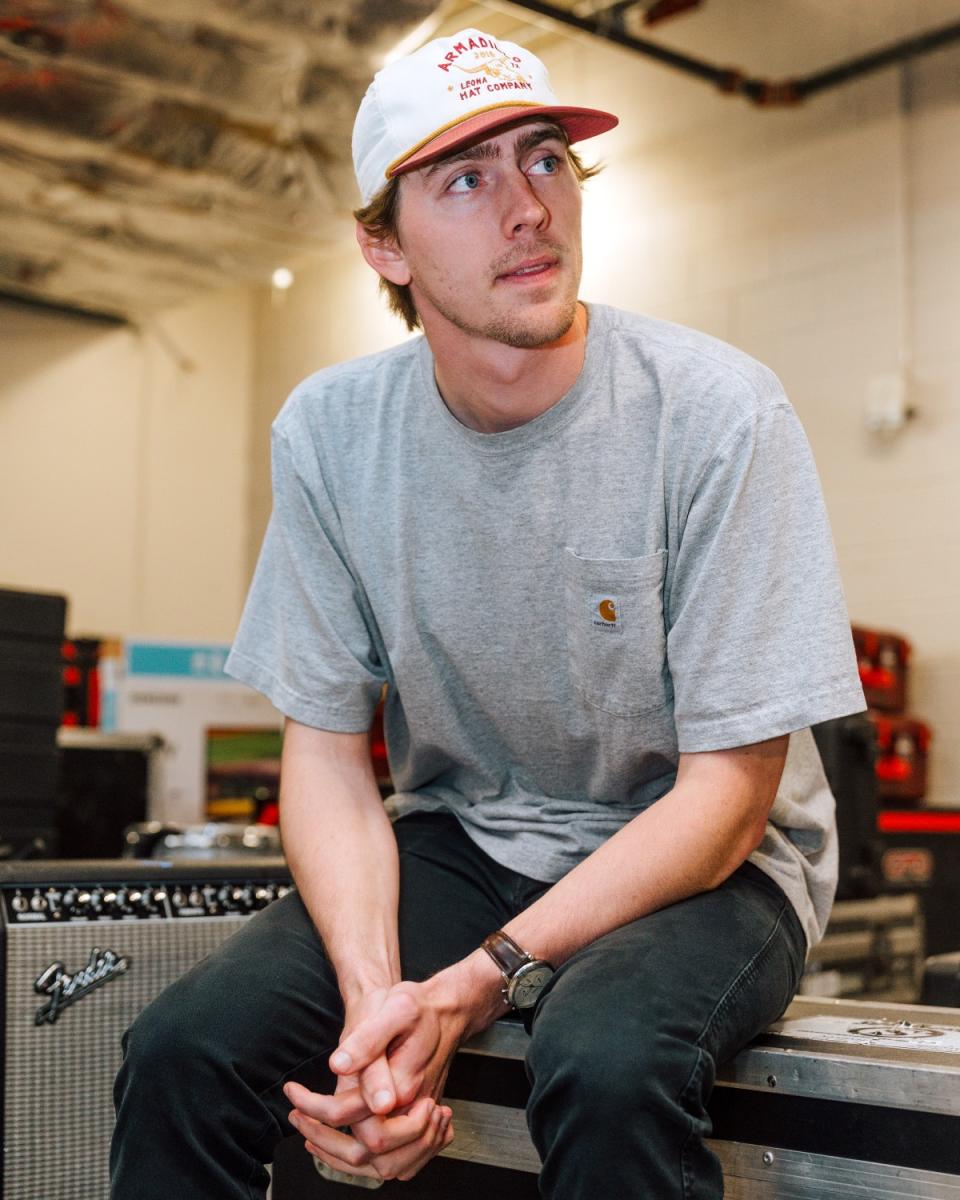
61, 637, 101, 727
869, 712, 931, 804
852, 624, 910, 712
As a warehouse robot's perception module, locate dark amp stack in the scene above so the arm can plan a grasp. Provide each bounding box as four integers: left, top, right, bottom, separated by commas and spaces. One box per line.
0, 587, 67, 859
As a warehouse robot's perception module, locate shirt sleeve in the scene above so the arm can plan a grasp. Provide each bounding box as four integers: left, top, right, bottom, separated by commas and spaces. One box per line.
665, 401, 866, 752
225, 422, 386, 732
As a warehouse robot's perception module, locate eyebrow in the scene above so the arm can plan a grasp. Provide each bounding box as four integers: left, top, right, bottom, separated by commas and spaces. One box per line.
422, 124, 566, 180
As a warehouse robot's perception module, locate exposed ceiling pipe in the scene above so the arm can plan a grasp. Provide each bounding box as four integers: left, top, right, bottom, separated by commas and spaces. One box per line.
592, 0, 702, 31
796, 21, 960, 100
508, 1, 960, 106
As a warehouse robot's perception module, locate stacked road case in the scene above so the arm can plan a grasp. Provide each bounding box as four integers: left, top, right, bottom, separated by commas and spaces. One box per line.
799, 893, 925, 1002
0, 587, 66, 857
273, 996, 960, 1199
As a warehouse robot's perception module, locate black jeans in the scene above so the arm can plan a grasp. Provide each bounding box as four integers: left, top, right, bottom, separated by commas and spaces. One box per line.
110, 811, 806, 1199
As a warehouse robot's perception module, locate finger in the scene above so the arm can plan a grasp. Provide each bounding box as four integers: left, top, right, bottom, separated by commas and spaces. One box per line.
330, 989, 420, 1075
369, 1107, 444, 1182
288, 1100, 380, 1156
356, 1053, 399, 1115
351, 1095, 436, 1156
303, 1140, 382, 1182
283, 1080, 371, 1127
370, 1021, 442, 1105
353, 1025, 438, 1110
381, 1106, 454, 1182
288, 1111, 372, 1170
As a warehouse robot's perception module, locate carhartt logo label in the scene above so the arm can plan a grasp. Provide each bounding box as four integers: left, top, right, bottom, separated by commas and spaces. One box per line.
590, 595, 622, 633
437, 36, 534, 102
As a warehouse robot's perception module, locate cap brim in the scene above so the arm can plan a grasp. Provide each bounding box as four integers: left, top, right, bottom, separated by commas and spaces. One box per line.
388, 104, 619, 179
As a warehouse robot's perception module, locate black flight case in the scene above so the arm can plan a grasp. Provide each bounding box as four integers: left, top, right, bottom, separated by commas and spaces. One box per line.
273, 995, 960, 1199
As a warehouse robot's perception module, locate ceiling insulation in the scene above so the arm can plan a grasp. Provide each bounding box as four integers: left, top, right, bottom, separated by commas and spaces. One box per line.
0, 0, 438, 318
2, 0, 959, 321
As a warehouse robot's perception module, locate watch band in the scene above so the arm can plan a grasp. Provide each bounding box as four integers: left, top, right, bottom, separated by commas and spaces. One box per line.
481, 929, 533, 978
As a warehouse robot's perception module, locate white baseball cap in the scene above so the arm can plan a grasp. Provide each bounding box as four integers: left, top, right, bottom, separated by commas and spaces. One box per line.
352, 28, 619, 205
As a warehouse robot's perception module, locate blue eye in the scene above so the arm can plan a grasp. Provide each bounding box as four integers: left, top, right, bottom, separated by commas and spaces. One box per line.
449, 172, 481, 192
529, 155, 560, 175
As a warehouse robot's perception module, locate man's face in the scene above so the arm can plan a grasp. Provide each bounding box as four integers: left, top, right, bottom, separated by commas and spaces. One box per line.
391, 122, 584, 350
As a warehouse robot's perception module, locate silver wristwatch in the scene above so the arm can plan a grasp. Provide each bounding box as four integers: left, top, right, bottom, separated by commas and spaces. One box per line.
481, 930, 554, 1010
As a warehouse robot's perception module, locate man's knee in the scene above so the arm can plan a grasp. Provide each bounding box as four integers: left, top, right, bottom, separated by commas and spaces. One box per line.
119, 977, 220, 1094
528, 1009, 694, 1118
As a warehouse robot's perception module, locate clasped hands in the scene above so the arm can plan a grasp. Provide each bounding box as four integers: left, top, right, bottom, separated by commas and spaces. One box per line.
284, 979, 467, 1182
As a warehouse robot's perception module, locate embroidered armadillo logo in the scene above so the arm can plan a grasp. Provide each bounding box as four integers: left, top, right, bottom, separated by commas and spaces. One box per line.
453, 54, 525, 82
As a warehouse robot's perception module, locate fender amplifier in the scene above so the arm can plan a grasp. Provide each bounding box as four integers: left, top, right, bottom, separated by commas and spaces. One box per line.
0, 858, 291, 1200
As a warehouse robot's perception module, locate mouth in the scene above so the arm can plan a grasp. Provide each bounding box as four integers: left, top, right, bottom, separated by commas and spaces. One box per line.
495, 256, 560, 283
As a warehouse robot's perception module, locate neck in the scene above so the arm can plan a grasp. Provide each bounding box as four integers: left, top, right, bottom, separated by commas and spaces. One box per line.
426, 303, 589, 434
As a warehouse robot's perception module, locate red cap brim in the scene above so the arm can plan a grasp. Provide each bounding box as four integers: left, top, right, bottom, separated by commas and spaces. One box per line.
388, 105, 618, 179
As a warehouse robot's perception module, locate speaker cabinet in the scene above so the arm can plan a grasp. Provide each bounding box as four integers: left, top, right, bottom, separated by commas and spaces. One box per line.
0, 858, 290, 1200
0, 587, 68, 856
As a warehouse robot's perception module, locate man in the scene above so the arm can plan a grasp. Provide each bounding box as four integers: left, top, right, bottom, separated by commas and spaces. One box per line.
111, 27, 865, 1199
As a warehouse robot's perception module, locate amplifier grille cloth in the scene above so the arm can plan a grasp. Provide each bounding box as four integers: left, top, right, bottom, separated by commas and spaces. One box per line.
5, 916, 249, 1200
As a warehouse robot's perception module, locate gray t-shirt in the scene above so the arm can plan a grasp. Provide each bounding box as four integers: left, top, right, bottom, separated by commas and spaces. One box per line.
226, 304, 866, 949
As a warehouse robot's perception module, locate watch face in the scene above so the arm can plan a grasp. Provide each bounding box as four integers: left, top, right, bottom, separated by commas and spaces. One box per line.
509, 962, 554, 1009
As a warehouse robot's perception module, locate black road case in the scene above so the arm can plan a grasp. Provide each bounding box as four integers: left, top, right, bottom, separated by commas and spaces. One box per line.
273, 995, 960, 1199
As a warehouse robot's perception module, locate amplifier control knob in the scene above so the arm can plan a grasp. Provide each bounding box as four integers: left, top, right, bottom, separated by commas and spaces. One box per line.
188, 889, 204, 908
29, 892, 48, 913
170, 889, 187, 909
127, 889, 144, 909
102, 891, 118, 911
76, 891, 92, 912
254, 886, 274, 907
230, 887, 249, 908
11, 893, 28, 913
153, 889, 168, 907
277, 885, 292, 900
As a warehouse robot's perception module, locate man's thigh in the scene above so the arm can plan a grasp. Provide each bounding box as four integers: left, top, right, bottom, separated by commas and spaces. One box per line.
527, 862, 807, 1103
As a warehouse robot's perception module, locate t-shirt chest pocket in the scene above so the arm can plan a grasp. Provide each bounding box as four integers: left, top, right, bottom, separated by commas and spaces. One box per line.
562, 548, 669, 717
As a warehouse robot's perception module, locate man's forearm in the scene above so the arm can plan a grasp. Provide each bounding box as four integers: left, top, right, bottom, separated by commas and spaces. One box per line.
428, 736, 789, 1037
280, 718, 401, 1007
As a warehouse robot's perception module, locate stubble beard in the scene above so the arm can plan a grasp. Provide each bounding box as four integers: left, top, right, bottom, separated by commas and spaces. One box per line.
478, 293, 580, 349
412, 242, 582, 350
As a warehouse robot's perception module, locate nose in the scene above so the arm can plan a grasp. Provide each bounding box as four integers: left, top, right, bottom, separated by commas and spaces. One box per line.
501, 169, 549, 238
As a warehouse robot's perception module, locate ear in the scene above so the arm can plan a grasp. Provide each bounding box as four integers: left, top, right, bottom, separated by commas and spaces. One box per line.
355, 221, 411, 287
